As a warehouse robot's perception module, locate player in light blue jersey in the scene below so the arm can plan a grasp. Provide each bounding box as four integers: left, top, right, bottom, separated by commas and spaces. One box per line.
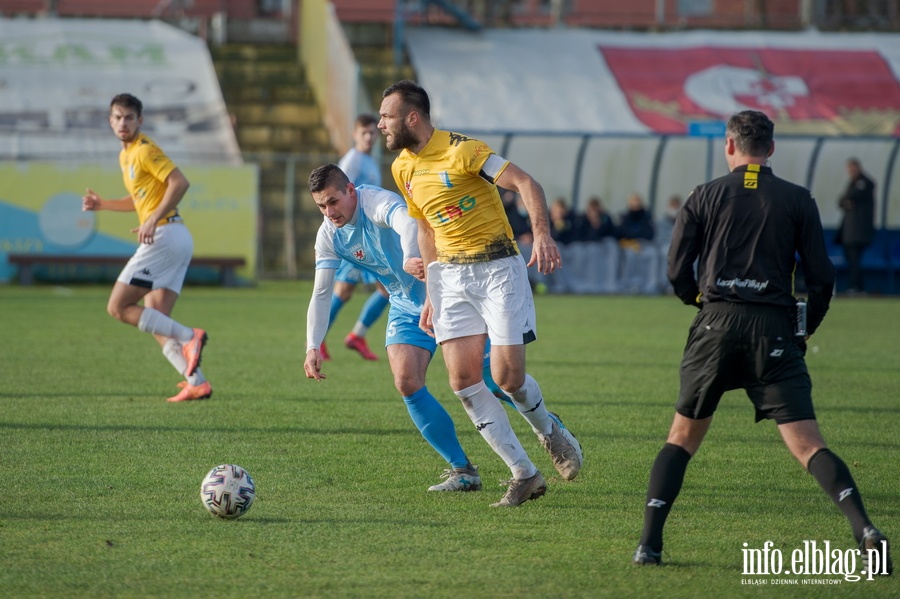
304, 164, 481, 492
321, 114, 391, 362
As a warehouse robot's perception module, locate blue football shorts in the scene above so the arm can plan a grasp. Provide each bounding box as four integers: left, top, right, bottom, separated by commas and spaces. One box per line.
335, 260, 378, 285
385, 306, 436, 353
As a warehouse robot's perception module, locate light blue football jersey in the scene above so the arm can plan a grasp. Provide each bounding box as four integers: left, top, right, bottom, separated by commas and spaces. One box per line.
314, 185, 425, 316
338, 148, 381, 187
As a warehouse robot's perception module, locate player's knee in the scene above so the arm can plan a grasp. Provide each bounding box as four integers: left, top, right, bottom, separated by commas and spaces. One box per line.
106, 301, 125, 321
334, 282, 355, 302
394, 373, 424, 397
448, 372, 483, 392
493, 371, 525, 393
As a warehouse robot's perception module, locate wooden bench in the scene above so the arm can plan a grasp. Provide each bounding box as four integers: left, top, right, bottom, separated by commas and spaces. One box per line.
7, 254, 247, 287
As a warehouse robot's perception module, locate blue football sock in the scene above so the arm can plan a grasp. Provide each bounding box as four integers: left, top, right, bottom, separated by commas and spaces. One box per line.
328, 294, 346, 330
359, 291, 389, 328
482, 339, 513, 406
403, 386, 469, 469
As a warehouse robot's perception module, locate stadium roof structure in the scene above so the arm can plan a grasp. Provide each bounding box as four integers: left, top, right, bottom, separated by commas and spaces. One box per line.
405, 27, 900, 138
0, 18, 241, 164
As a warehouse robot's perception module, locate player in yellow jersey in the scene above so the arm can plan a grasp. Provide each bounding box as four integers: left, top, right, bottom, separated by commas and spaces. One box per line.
379, 80, 583, 507
81, 93, 210, 403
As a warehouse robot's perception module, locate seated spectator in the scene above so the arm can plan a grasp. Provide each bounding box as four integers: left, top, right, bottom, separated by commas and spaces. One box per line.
616, 192, 655, 248
549, 197, 576, 245
655, 194, 682, 249
501, 188, 532, 244
616, 193, 659, 295
655, 194, 682, 294
575, 196, 616, 242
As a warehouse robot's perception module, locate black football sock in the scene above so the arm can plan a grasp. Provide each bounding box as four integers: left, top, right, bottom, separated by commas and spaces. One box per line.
640, 443, 692, 551
807, 448, 872, 542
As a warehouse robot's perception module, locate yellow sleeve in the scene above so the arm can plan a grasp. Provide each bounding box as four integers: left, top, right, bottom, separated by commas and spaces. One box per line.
392, 162, 424, 219
137, 141, 177, 184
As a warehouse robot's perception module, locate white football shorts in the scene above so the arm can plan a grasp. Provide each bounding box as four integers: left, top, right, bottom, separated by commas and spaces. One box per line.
117, 222, 193, 294
427, 254, 537, 346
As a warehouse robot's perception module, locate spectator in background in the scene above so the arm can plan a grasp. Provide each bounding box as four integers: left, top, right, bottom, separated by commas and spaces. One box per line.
836, 158, 876, 294
501, 188, 533, 244
616, 192, 655, 246
616, 193, 658, 294
549, 197, 576, 245
574, 196, 616, 242
655, 194, 683, 294
655, 194, 682, 250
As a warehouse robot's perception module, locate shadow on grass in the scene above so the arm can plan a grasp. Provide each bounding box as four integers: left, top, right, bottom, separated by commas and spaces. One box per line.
3, 513, 449, 528
244, 516, 448, 527
0, 421, 413, 436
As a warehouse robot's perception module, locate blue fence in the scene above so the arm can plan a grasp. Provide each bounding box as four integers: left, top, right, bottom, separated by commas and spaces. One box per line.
473, 131, 900, 295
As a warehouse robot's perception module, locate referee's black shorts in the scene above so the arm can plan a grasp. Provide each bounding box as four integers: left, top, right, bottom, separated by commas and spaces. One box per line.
675, 302, 815, 425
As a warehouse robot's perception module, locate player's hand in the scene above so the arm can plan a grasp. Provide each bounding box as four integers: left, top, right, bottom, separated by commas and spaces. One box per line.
304, 349, 326, 381
131, 219, 157, 245
82, 189, 101, 211
404, 257, 425, 281
419, 297, 435, 338
529, 232, 562, 275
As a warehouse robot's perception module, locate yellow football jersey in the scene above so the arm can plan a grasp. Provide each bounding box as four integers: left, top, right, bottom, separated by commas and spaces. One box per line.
119, 133, 178, 227
392, 129, 518, 263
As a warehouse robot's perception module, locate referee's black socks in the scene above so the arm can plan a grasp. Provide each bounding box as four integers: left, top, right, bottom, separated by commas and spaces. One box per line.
807, 448, 872, 542
640, 443, 693, 552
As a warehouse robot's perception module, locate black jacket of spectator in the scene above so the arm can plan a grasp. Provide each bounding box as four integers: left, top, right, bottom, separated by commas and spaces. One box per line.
575, 211, 616, 242
837, 171, 875, 247
616, 208, 654, 242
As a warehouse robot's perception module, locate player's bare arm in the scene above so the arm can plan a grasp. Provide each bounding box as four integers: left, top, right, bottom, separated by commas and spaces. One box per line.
404, 258, 425, 281
495, 162, 561, 275
392, 205, 425, 281
135, 168, 190, 245
81, 189, 135, 212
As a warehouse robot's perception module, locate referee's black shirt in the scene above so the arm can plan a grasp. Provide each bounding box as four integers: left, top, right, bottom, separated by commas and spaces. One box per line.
668, 164, 835, 335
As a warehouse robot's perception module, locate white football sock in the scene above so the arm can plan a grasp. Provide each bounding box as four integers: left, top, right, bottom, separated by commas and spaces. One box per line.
138, 308, 193, 342
351, 322, 369, 337
455, 381, 536, 480
162, 337, 207, 384
507, 374, 553, 436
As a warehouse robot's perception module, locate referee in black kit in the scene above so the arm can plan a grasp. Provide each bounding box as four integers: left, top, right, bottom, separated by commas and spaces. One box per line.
632, 110, 891, 573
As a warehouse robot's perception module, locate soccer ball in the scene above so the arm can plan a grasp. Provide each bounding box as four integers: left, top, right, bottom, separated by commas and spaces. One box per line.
200, 464, 256, 519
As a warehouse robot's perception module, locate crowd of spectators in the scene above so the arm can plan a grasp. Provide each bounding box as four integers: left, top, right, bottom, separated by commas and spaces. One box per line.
502, 189, 684, 294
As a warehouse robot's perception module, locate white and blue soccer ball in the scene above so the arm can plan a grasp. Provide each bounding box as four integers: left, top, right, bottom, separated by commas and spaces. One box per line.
200, 464, 256, 519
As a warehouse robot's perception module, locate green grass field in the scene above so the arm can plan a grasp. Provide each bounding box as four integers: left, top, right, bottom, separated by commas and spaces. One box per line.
2, 282, 897, 598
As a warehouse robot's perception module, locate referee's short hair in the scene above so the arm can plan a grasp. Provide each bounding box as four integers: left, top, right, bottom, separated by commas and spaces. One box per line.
727, 110, 774, 158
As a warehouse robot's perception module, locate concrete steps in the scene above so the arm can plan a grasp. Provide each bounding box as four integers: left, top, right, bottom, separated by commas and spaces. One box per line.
211, 42, 335, 277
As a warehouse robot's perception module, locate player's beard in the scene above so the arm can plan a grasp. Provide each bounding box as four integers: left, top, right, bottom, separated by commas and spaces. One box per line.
119, 128, 140, 144
385, 122, 418, 152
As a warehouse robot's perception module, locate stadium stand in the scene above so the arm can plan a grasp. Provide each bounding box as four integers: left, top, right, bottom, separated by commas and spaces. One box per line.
3, 1, 899, 292
8, 254, 246, 287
